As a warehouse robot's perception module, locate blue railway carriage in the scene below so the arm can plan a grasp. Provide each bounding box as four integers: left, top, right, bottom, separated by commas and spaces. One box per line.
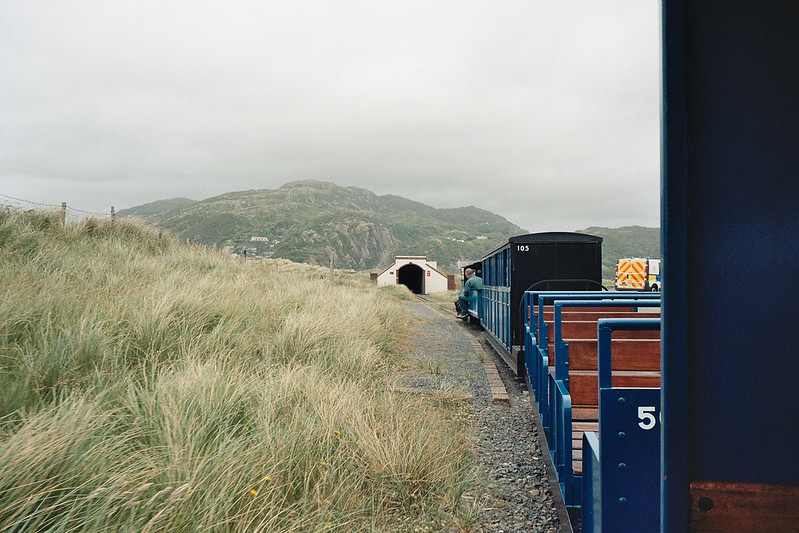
480, 232, 603, 374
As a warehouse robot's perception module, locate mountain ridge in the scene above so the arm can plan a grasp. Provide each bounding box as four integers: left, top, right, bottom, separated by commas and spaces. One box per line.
119, 180, 527, 271
120, 180, 659, 275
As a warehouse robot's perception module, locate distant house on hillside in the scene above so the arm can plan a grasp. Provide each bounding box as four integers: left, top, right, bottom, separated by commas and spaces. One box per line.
377, 256, 453, 295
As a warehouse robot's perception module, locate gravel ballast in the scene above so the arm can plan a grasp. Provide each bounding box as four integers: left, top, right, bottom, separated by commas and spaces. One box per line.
399, 301, 568, 533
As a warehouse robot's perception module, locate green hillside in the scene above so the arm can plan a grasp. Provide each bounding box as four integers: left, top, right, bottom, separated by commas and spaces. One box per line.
120, 181, 660, 276
122, 180, 525, 272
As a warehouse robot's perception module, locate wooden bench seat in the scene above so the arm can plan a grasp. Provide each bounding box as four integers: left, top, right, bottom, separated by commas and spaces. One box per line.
543, 309, 661, 320
572, 421, 602, 474
560, 321, 661, 339
538, 312, 660, 347
569, 370, 661, 408
542, 311, 661, 328
563, 339, 661, 371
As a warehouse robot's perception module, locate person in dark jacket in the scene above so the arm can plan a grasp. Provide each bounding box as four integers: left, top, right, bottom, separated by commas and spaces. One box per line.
456, 268, 483, 319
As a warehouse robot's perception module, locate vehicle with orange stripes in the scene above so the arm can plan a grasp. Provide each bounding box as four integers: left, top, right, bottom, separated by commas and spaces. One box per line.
614, 257, 661, 291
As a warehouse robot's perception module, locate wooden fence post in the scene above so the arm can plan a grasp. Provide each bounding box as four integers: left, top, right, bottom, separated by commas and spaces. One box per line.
60, 202, 66, 226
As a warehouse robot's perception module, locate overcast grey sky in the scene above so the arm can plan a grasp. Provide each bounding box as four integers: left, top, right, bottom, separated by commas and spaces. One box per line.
0, 1, 661, 232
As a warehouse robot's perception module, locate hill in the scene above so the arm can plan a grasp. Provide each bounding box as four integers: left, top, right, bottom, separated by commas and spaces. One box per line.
116, 197, 197, 218
121, 181, 660, 276
122, 180, 526, 272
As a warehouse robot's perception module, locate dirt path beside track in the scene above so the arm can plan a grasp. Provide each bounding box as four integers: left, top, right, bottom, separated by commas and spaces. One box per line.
398, 301, 566, 533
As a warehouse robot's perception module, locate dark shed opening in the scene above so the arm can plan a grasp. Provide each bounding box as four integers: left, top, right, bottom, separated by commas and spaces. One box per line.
397, 264, 424, 294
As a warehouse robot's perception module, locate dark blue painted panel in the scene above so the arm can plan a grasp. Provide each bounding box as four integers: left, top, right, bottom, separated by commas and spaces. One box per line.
600, 388, 660, 533
681, 0, 799, 482
663, 1, 799, 530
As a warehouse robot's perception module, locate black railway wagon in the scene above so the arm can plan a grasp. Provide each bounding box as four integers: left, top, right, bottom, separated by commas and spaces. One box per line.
481, 232, 603, 374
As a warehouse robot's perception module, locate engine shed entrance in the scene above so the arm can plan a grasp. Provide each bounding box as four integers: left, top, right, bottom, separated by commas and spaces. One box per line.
397, 263, 424, 294
375, 256, 451, 295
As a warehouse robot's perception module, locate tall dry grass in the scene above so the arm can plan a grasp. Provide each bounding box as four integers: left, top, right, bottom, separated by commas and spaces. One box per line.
0, 209, 476, 532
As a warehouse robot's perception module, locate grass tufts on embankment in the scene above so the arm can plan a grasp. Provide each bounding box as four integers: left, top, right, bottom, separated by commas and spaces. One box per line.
0, 209, 475, 532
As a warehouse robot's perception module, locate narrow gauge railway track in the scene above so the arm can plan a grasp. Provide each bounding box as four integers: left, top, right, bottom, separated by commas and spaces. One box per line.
414, 294, 433, 304
413, 293, 450, 308
409, 292, 570, 532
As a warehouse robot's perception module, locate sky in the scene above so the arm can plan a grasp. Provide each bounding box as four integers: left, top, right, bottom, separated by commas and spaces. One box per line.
0, 1, 661, 232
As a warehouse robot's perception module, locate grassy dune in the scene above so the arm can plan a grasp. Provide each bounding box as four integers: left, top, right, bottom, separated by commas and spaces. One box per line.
0, 210, 475, 532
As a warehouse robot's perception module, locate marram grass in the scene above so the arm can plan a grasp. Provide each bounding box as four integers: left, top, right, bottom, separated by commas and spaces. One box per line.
0, 210, 477, 532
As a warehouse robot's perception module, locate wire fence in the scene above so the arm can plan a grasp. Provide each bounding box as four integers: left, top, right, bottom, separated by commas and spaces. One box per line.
0, 193, 115, 223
